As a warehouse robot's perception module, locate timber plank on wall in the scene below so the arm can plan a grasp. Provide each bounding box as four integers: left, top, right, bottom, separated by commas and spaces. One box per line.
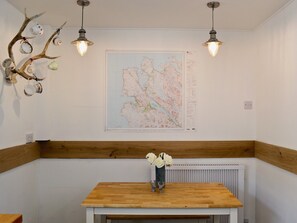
0, 143, 40, 173
2, 141, 297, 176
38, 141, 255, 159
255, 141, 297, 175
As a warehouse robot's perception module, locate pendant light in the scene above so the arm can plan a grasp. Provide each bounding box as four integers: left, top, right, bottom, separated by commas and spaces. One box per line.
71, 0, 93, 56
203, 2, 222, 57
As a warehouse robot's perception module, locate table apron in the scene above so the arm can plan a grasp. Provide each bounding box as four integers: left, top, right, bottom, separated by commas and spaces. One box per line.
92, 207, 236, 216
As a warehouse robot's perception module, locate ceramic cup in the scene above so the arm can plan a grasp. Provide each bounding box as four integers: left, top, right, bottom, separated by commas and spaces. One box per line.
24, 84, 36, 96
53, 36, 62, 46
48, 61, 58, 70
24, 82, 43, 96
35, 82, 43, 94
2, 58, 13, 68
30, 23, 44, 35
19, 40, 33, 54
5, 67, 17, 84
26, 65, 33, 74
34, 69, 47, 80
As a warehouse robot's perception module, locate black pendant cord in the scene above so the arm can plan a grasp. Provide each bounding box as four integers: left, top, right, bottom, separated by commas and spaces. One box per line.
212, 6, 214, 30
81, 5, 85, 29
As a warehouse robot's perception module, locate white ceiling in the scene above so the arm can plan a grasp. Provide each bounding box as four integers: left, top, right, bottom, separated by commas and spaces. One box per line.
7, 0, 292, 30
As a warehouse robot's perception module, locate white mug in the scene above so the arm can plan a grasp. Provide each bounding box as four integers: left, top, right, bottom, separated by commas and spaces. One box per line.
2, 58, 13, 68
35, 69, 47, 80
24, 84, 36, 96
26, 65, 33, 74
30, 23, 44, 35
19, 41, 33, 54
24, 82, 43, 96
48, 61, 58, 70
53, 36, 62, 46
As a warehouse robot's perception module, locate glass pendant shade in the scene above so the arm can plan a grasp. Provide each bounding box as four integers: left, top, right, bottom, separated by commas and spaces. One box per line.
204, 29, 222, 57
76, 41, 88, 56
207, 42, 220, 57
71, 28, 93, 56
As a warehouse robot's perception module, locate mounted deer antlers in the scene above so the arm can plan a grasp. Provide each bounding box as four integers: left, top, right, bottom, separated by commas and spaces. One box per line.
2, 9, 66, 95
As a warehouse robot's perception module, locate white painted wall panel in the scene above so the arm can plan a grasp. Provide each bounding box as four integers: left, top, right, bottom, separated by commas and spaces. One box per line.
46, 28, 256, 141
256, 160, 297, 223
0, 162, 38, 223
256, 0, 297, 150
255, 1, 297, 223
0, 1, 41, 149
0, 2, 39, 222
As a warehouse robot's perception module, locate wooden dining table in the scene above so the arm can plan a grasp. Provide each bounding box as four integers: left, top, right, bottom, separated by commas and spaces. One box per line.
81, 182, 243, 223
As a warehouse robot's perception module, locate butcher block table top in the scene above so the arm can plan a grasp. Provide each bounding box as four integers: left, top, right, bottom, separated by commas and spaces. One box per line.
0, 214, 22, 223
82, 182, 242, 209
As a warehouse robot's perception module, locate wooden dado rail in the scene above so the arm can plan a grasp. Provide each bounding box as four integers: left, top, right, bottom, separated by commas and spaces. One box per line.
0, 141, 297, 175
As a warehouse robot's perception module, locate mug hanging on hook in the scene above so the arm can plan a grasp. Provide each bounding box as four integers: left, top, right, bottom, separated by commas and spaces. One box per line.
24, 80, 43, 96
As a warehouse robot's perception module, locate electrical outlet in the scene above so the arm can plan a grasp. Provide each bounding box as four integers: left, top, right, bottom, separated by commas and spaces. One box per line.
244, 219, 249, 223
25, 133, 34, 144
244, 101, 253, 110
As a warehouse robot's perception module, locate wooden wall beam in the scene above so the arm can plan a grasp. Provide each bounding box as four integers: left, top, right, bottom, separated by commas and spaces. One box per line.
39, 141, 255, 159
255, 141, 297, 175
0, 143, 40, 174
1, 141, 297, 176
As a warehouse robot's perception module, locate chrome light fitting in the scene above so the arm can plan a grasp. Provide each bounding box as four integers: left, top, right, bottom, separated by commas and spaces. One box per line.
71, 0, 93, 56
203, 1, 222, 57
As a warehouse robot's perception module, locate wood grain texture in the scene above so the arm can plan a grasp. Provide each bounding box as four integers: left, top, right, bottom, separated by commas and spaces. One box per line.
39, 140, 255, 159
0, 143, 40, 174
255, 141, 297, 175
82, 182, 243, 208
0, 214, 22, 223
1, 140, 296, 176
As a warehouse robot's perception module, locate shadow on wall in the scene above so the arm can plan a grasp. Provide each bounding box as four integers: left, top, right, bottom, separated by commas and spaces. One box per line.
13, 95, 20, 118
256, 198, 281, 223
0, 62, 21, 121
0, 106, 3, 126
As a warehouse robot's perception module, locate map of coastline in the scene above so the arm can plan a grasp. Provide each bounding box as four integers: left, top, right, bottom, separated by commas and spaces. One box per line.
106, 52, 184, 130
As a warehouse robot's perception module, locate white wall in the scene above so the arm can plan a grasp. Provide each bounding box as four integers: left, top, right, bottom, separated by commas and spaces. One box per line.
31, 27, 257, 223
256, 160, 297, 223
0, 1, 41, 149
10, 0, 297, 223
0, 162, 38, 223
255, 1, 297, 223
0, 2, 39, 223
256, 0, 297, 150
1, 1, 258, 223
46, 28, 256, 140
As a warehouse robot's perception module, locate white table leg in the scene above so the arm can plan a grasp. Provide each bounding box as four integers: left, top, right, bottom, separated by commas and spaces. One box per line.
86, 208, 95, 223
214, 215, 220, 223
229, 208, 238, 223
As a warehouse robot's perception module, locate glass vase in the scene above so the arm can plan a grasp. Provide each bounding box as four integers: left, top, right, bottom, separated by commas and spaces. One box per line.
155, 166, 165, 189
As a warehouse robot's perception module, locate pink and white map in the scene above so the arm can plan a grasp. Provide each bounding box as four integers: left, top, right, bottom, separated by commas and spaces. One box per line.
106, 51, 184, 130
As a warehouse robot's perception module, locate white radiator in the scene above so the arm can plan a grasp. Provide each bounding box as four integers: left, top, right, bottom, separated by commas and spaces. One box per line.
151, 162, 245, 223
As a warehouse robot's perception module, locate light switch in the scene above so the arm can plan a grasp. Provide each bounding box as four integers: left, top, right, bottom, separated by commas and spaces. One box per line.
244, 101, 253, 110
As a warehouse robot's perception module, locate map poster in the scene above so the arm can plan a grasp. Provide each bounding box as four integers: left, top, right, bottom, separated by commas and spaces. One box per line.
106, 51, 185, 131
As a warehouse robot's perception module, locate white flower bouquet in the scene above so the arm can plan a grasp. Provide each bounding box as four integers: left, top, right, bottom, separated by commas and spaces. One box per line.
146, 152, 173, 168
